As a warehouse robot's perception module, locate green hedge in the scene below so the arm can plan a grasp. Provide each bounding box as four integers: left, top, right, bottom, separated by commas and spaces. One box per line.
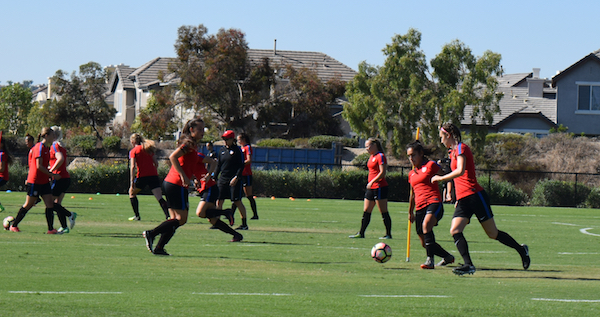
256, 138, 295, 148
308, 135, 358, 149
530, 179, 591, 207
102, 136, 122, 153
67, 135, 97, 157
478, 176, 528, 206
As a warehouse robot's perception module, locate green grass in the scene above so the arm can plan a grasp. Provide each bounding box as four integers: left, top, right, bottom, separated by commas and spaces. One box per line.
1, 193, 600, 316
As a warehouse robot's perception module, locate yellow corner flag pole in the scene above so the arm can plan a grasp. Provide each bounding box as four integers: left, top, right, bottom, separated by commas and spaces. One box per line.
406, 127, 419, 262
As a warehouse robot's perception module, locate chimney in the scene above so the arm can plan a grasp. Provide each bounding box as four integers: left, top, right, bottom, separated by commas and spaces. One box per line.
47, 77, 52, 100
527, 68, 544, 98
273, 39, 277, 56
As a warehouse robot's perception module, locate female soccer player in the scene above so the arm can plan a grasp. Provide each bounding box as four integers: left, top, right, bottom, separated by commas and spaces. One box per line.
349, 138, 392, 239
231, 133, 258, 220
143, 118, 203, 256
9, 127, 61, 233
49, 126, 76, 233
215, 130, 248, 230
129, 133, 169, 221
431, 123, 530, 275
0, 136, 14, 212
194, 151, 241, 242
407, 140, 454, 269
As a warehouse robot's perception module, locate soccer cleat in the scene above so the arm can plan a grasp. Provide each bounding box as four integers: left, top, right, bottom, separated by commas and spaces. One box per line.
129, 216, 141, 221
379, 235, 392, 239
452, 264, 476, 276
235, 225, 248, 230
0, 204, 5, 213
153, 248, 170, 256
230, 234, 243, 242
47, 229, 59, 234
69, 212, 77, 229
420, 257, 434, 269
436, 255, 455, 267
57, 227, 70, 234
521, 244, 530, 270
10, 226, 20, 232
348, 232, 364, 239
143, 231, 154, 253
225, 210, 235, 226
250, 215, 259, 220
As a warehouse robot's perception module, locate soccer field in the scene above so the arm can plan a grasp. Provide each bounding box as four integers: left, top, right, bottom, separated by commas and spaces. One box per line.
1, 193, 599, 316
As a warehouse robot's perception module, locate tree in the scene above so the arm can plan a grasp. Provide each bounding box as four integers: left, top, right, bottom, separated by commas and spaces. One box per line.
171, 24, 275, 130
49, 62, 116, 139
344, 28, 503, 157
131, 85, 179, 140
0, 82, 34, 135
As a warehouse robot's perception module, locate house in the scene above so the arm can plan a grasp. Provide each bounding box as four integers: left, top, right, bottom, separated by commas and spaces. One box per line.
462, 68, 557, 137
107, 48, 357, 132
552, 49, 600, 135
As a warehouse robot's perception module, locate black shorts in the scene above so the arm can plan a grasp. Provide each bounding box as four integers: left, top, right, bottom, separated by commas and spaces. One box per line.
217, 180, 244, 202
163, 181, 189, 210
415, 203, 444, 235
0, 179, 7, 187
241, 175, 253, 187
51, 178, 71, 196
26, 183, 52, 197
454, 190, 494, 223
134, 175, 161, 191
364, 186, 388, 201
201, 185, 219, 204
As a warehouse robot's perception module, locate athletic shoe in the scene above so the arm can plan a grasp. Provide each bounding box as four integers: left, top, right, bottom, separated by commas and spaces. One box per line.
69, 212, 77, 229
436, 255, 455, 267
379, 235, 392, 239
251, 215, 259, 220
153, 248, 170, 256
420, 257, 434, 269
57, 227, 70, 234
230, 234, 243, 242
225, 210, 235, 226
521, 244, 530, 270
129, 216, 141, 221
348, 232, 364, 239
0, 203, 5, 213
10, 226, 20, 232
143, 231, 154, 253
235, 225, 248, 230
452, 264, 476, 276
46, 229, 59, 234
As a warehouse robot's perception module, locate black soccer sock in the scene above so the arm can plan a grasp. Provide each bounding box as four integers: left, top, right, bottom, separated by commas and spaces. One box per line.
45, 207, 54, 231
158, 198, 169, 218
205, 208, 227, 219
130, 197, 140, 218
242, 217, 247, 227
214, 219, 238, 236
424, 231, 435, 258
360, 212, 372, 235
453, 232, 473, 266
12, 207, 29, 227
496, 230, 524, 255
381, 212, 392, 236
247, 196, 257, 217
54, 203, 72, 217
55, 206, 68, 229
151, 219, 179, 235
231, 203, 237, 214
155, 220, 181, 250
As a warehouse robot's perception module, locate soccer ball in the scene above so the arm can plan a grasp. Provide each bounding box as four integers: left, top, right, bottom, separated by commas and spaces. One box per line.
371, 242, 392, 263
3, 216, 15, 230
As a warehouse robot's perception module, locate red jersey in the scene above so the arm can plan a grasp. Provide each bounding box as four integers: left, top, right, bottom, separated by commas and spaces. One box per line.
27, 142, 51, 184
49, 142, 70, 179
0, 151, 9, 181
241, 144, 252, 176
367, 152, 388, 189
194, 152, 216, 193
408, 160, 442, 210
450, 143, 483, 200
164, 144, 199, 187
129, 145, 158, 178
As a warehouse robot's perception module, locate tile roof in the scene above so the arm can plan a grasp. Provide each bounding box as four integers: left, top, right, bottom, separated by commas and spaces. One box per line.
127, 57, 176, 88
109, 65, 137, 91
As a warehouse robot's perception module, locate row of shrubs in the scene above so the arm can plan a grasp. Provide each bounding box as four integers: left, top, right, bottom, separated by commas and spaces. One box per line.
3, 162, 599, 208
256, 135, 358, 149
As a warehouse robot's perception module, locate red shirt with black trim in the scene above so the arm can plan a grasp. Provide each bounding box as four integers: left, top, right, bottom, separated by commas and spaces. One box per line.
449, 142, 483, 200
27, 142, 51, 184
194, 152, 216, 193
129, 145, 158, 178
408, 160, 442, 210
241, 144, 252, 176
164, 144, 199, 187
0, 151, 9, 181
367, 152, 388, 189
49, 142, 70, 179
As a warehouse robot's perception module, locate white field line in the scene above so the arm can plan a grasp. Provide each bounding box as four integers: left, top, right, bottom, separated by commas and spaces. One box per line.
192, 292, 291, 296
580, 228, 600, 237
359, 295, 451, 298
532, 298, 600, 303
558, 252, 600, 255
9, 291, 122, 294
552, 222, 580, 226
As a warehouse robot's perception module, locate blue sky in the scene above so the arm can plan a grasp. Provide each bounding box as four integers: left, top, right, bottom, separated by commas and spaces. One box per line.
2, 0, 599, 86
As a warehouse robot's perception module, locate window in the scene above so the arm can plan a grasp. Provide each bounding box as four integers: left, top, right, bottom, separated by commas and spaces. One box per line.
577, 83, 600, 111
116, 90, 123, 114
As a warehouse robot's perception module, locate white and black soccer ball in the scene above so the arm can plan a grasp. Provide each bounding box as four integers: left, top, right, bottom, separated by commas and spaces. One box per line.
371, 242, 392, 263
3, 216, 15, 230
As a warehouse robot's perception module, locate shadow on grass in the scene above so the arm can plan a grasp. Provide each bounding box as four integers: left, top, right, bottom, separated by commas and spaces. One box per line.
479, 268, 600, 281
82, 233, 141, 239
